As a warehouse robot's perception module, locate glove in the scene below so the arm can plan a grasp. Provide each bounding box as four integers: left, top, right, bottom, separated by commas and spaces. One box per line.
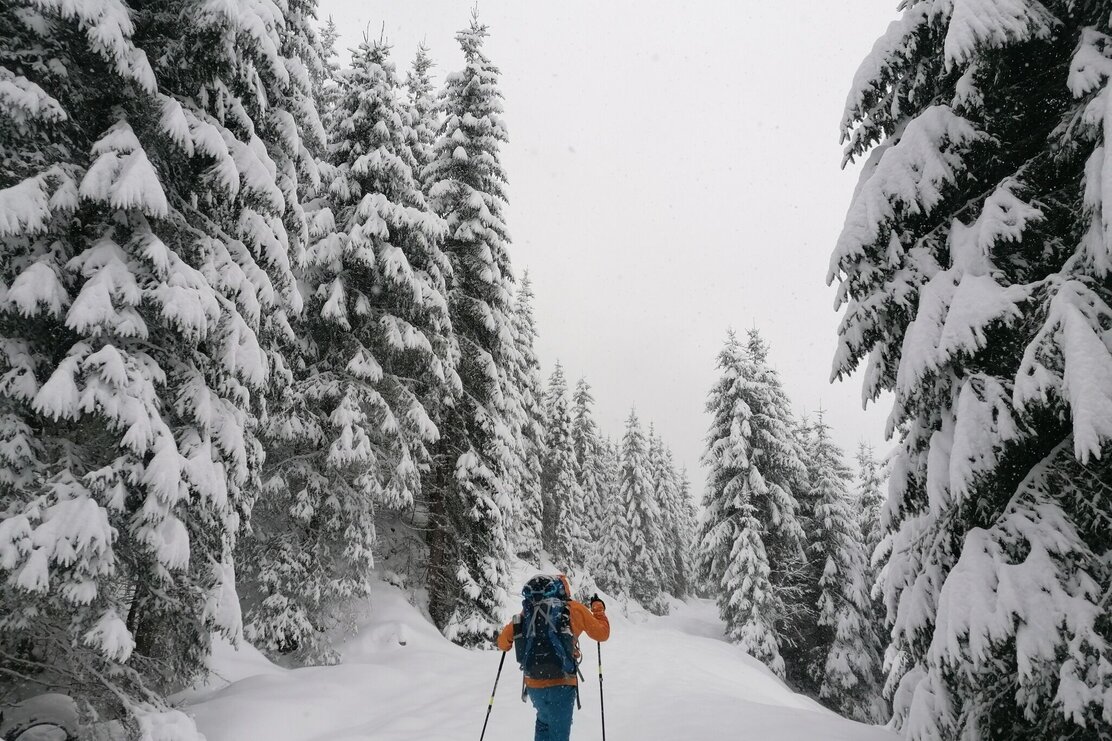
589, 594, 606, 613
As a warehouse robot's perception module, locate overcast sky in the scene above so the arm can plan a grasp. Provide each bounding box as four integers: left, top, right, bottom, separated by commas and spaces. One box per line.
321, 0, 899, 495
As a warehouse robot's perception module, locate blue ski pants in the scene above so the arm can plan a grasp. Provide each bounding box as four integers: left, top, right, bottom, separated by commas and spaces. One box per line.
527, 685, 576, 741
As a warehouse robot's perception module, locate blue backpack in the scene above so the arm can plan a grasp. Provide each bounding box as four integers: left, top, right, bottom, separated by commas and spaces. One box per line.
513, 575, 578, 680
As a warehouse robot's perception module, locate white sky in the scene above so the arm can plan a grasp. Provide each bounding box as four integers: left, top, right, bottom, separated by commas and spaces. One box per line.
320, 0, 900, 497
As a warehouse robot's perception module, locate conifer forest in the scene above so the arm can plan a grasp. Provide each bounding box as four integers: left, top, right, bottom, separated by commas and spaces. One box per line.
0, 1, 1110, 740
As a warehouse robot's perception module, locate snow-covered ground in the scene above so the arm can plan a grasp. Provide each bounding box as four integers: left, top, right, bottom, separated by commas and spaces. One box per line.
181, 577, 895, 741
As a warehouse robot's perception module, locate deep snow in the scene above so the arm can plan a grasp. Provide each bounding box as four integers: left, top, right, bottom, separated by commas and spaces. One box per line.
181, 578, 896, 740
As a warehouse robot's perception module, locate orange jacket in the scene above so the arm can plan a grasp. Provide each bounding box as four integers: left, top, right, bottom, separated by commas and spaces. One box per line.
498, 600, 610, 688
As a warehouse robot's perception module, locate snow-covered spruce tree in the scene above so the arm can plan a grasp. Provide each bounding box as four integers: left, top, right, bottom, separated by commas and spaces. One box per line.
493, 304, 529, 569
0, 0, 321, 730
240, 37, 452, 662
854, 443, 887, 576
405, 43, 439, 198
646, 429, 680, 592
660, 447, 693, 599
617, 410, 667, 613
595, 436, 630, 595
696, 330, 808, 677
571, 377, 607, 564
506, 274, 545, 559
751, 337, 817, 687
808, 416, 885, 722
787, 412, 828, 694
831, 3, 1112, 736
676, 467, 699, 595
229, 0, 331, 661
854, 442, 890, 691
313, 16, 343, 123
541, 362, 587, 569
424, 13, 517, 644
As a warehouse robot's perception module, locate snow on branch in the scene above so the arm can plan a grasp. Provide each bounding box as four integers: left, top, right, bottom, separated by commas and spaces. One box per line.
943, 0, 1058, 70
0, 67, 66, 127
79, 122, 169, 218
1015, 279, 1112, 463
33, 0, 156, 91
831, 105, 982, 288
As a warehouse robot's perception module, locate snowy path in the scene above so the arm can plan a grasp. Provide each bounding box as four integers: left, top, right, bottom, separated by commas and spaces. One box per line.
183, 582, 895, 740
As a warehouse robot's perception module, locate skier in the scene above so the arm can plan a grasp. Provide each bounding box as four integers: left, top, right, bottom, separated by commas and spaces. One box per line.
497, 574, 609, 741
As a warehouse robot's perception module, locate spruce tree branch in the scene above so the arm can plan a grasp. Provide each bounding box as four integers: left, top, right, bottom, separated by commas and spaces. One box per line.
0, 647, 57, 675
0, 665, 57, 690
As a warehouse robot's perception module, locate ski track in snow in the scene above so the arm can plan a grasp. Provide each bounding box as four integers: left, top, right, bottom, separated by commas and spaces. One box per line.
183, 580, 896, 740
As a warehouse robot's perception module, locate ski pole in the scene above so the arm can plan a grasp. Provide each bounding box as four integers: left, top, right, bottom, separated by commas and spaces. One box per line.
597, 642, 606, 741
479, 651, 507, 741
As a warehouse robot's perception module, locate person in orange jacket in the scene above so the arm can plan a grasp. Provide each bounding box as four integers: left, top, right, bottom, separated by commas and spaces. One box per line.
497, 574, 609, 741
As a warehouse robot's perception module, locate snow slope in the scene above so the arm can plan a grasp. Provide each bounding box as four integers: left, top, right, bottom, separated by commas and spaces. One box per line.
183, 580, 896, 740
